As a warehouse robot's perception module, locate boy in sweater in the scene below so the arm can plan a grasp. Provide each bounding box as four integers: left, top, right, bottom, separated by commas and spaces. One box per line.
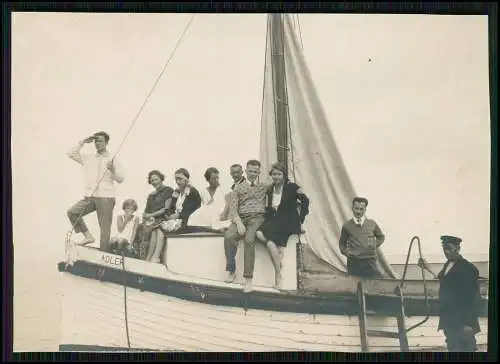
339, 197, 385, 278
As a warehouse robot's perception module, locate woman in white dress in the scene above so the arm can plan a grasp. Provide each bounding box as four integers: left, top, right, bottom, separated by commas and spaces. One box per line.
188, 167, 232, 231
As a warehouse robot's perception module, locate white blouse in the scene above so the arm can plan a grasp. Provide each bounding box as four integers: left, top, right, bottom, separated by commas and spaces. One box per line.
271, 188, 283, 210
175, 187, 191, 214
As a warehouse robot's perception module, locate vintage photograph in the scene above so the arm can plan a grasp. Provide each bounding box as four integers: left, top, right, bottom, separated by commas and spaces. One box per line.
12, 12, 490, 352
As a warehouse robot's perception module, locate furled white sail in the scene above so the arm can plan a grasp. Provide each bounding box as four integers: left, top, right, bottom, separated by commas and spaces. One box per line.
259, 14, 398, 278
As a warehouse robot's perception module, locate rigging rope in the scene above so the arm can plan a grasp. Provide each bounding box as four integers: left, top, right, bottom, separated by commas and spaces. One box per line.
112, 13, 196, 161
65, 14, 196, 242
121, 250, 132, 350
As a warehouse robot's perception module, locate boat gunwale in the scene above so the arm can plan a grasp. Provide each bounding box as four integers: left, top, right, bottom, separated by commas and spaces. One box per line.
79, 244, 489, 286
57, 245, 489, 317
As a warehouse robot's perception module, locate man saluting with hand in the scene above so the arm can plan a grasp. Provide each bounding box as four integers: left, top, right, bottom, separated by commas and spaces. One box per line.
66, 131, 125, 252
418, 235, 481, 352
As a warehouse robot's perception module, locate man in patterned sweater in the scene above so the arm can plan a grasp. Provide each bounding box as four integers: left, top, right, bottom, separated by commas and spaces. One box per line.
224, 159, 270, 293
339, 197, 385, 278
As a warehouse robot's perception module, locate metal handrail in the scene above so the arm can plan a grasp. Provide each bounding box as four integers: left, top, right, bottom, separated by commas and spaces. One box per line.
397, 236, 431, 333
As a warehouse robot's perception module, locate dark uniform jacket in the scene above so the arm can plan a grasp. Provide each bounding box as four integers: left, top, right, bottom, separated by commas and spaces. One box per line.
437, 255, 481, 334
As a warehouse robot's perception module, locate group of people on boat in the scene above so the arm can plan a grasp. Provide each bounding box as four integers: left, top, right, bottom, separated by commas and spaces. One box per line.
66, 132, 310, 291
66, 131, 483, 352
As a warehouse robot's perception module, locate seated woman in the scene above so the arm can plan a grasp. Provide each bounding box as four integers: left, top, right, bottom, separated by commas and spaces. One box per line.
187, 167, 232, 231
256, 162, 310, 289
140, 170, 174, 263
110, 198, 140, 255
161, 168, 202, 233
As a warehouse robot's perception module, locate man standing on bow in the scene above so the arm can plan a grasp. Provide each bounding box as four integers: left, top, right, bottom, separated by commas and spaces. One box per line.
66, 131, 125, 252
224, 159, 269, 293
339, 197, 385, 278
418, 235, 481, 352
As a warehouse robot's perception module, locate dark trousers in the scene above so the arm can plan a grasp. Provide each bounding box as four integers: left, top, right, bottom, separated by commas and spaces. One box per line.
67, 196, 116, 252
347, 256, 384, 278
444, 328, 477, 352
224, 215, 265, 278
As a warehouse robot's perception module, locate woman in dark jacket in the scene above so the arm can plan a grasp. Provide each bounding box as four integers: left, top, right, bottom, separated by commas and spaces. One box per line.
256, 162, 310, 289
162, 168, 202, 232
140, 170, 174, 263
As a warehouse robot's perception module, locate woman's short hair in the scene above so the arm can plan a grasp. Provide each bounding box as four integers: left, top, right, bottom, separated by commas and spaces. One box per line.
204, 167, 219, 182
122, 198, 138, 211
148, 170, 165, 184
175, 168, 190, 179
269, 162, 287, 175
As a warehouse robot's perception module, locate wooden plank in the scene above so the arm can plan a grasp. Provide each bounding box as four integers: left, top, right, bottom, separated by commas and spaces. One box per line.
367, 330, 399, 339
395, 292, 410, 352
356, 282, 369, 351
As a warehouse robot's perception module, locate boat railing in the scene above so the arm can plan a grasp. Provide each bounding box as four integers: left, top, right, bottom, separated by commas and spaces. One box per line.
357, 281, 410, 352
358, 236, 431, 352
396, 235, 431, 333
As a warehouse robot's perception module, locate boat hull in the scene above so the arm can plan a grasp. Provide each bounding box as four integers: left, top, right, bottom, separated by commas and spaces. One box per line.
59, 240, 489, 317
58, 271, 488, 352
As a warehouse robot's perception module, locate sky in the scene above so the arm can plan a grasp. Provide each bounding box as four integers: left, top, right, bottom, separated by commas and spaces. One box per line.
11, 12, 490, 265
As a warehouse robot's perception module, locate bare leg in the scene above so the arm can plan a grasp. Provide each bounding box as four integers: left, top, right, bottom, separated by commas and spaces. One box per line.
117, 238, 130, 252
256, 230, 266, 242
123, 238, 133, 252
266, 240, 284, 289
109, 237, 119, 252
146, 230, 157, 261
150, 229, 165, 263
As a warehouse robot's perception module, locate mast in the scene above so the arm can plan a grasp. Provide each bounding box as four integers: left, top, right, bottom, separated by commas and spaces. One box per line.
269, 14, 290, 176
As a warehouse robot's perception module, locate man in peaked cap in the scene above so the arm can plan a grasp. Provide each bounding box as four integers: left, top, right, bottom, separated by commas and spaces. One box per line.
418, 235, 482, 352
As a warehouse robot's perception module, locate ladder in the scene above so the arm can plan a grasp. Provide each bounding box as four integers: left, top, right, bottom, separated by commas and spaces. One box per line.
356, 236, 431, 352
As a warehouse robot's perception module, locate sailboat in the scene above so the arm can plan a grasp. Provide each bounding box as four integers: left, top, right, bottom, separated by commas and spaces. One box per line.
57, 14, 489, 352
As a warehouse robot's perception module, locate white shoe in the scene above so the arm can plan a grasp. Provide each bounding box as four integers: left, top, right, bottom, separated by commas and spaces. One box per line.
77, 237, 95, 246
225, 272, 236, 283
243, 278, 253, 293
